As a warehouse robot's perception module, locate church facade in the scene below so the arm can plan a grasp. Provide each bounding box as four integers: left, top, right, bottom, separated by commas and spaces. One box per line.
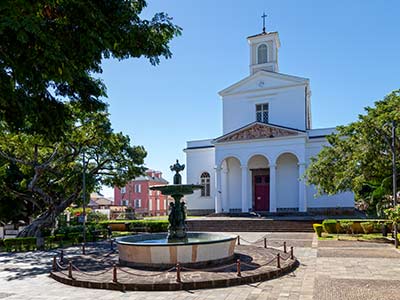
184, 30, 354, 215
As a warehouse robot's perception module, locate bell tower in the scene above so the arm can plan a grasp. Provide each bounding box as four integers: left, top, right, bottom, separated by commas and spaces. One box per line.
248, 14, 280, 74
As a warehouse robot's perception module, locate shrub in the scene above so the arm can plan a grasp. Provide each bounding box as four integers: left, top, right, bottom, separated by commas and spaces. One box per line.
322, 220, 338, 234
87, 211, 108, 223
45, 236, 55, 249
313, 224, 323, 237
360, 222, 374, 234
99, 220, 169, 233
338, 221, 354, 234
3, 237, 37, 252
143, 220, 169, 232
385, 205, 400, 224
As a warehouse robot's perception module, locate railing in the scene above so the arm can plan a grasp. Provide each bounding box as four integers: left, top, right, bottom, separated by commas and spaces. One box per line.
51, 236, 295, 284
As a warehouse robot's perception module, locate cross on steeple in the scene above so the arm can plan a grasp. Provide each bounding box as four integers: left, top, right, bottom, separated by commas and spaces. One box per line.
261, 12, 267, 33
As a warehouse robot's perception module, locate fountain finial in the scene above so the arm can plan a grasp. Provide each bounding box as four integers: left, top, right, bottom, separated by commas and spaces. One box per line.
170, 159, 185, 184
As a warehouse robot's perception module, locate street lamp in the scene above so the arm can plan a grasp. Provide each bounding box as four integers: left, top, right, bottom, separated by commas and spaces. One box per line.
382, 121, 397, 247
82, 150, 87, 254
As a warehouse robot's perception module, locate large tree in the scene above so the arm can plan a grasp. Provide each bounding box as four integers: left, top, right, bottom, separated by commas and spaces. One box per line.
0, 103, 146, 237
305, 90, 400, 216
0, 0, 181, 139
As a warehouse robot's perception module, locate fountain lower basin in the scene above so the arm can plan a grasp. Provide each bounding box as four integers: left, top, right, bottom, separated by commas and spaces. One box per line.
117, 232, 238, 268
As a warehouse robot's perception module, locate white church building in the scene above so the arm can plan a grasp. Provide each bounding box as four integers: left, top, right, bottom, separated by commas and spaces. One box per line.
184, 29, 354, 215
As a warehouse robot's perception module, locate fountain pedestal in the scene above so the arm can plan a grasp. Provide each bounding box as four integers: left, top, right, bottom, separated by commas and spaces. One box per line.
151, 160, 203, 241
116, 159, 237, 268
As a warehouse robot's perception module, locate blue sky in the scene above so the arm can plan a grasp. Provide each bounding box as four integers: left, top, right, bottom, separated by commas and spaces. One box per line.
100, 0, 400, 197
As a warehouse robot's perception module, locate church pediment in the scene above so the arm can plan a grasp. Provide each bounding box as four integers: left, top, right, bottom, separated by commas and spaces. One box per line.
218, 71, 308, 97
214, 122, 303, 143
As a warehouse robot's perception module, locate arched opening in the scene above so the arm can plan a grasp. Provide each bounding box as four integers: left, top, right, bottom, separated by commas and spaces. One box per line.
221, 157, 242, 212
276, 153, 299, 212
257, 44, 268, 64
200, 172, 210, 197
248, 155, 270, 211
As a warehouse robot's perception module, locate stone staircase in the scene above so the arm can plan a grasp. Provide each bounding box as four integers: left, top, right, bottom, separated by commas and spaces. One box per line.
186, 219, 315, 232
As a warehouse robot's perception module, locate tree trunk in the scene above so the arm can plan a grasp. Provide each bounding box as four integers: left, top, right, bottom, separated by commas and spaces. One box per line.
18, 196, 76, 249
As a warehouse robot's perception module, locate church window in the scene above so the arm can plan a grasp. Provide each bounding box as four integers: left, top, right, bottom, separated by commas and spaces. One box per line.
256, 103, 269, 123
257, 44, 268, 64
200, 172, 210, 197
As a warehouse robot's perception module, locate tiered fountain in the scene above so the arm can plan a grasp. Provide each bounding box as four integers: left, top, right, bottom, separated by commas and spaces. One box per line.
116, 160, 238, 268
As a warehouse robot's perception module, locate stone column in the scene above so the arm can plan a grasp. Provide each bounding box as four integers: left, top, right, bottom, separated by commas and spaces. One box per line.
222, 167, 229, 212
269, 164, 277, 213
298, 162, 307, 212
241, 165, 248, 212
215, 166, 222, 213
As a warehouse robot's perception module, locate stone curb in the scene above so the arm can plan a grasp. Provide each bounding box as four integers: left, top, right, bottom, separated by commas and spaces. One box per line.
50, 257, 299, 291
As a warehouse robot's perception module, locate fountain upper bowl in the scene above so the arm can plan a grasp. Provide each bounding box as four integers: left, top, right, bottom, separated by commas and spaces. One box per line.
149, 184, 204, 195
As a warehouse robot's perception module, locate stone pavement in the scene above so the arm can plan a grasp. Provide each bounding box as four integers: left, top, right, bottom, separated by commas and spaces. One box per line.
51, 244, 296, 291
1, 232, 400, 299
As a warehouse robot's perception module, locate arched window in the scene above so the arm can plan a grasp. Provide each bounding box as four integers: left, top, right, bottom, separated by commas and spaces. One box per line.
200, 172, 210, 197
257, 44, 268, 64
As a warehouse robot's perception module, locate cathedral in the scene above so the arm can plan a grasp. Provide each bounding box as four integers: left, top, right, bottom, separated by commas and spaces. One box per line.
184, 28, 354, 215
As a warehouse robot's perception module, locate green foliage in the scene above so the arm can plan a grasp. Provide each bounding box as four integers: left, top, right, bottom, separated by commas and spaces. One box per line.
322, 219, 388, 234
313, 224, 323, 237
385, 206, 400, 224
3, 237, 37, 252
100, 220, 169, 233
0, 103, 147, 235
66, 208, 107, 224
111, 231, 132, 237
322, 220, 338, 234
0, 0, 181, 139
338, 221, 354, 234
360, 222, 375, 234
87, 211, 108, 223
385, 205, 400, 224
305, 90, 400, 216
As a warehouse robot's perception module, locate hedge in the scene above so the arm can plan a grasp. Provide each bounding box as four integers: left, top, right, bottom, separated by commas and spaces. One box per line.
99, 220, 169, 233
322, 219, 391, 234
1, 225, 111, 252
313, 224, 323, 237
322, 220, 338, 234
4, 237, 37, 252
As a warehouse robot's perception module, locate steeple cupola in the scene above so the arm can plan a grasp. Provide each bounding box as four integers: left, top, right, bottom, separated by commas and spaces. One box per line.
247, 18, 280, 75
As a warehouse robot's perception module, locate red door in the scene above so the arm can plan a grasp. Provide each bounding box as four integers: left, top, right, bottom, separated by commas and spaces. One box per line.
254, 175, 270, 211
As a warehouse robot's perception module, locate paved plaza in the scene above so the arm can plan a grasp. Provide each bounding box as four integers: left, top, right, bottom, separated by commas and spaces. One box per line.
1, 232, 400, 300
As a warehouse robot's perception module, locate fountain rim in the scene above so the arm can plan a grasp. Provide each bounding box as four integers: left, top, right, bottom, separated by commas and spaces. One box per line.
149, 183, 204, 189
115, 232, 238, 247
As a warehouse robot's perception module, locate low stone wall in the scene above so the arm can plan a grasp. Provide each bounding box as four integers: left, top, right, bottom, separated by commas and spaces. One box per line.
307, 207, 355, 215
187, 209, 215, 216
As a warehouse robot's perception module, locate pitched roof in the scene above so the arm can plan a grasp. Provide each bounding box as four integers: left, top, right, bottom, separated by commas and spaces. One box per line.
247, 31, 278, 39
132, 175, 169, 184
218, 70, 309, 97
213, 122, 305, 143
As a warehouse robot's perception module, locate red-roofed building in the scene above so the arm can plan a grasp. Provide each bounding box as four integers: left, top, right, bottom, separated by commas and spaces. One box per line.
114, 170, 170, 216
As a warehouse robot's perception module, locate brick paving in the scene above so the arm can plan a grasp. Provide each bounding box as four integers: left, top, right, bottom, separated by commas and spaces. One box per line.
1, 232, 400, 299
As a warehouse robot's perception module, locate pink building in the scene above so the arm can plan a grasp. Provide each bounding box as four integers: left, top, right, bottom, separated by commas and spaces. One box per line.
114, 170, 170, 216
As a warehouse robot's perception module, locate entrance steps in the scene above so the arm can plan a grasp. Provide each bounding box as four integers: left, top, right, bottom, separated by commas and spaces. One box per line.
186, 218, 315, 232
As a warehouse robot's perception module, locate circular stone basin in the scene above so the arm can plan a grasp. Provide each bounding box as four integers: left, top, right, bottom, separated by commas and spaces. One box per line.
117, 232, 237, 268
